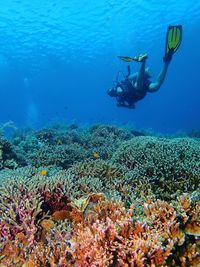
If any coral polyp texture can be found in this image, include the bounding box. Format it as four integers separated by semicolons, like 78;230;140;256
112;136;200;200
0;124;199;266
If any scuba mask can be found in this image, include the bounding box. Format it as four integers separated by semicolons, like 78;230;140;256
107;87;117;97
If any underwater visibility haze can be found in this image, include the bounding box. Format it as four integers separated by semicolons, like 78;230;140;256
0;1;200;267
0;0;200;132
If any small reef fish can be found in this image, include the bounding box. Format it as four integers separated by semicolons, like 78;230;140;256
40;169;47;176
93;152;100;159
56;139;62;145
106;152;111;158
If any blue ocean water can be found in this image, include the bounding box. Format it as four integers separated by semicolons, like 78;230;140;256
0;0;200;134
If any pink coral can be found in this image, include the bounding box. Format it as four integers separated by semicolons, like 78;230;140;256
0;178;199;267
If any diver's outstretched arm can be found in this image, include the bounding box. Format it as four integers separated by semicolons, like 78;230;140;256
148;62;169;92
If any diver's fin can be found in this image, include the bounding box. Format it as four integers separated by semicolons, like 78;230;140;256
118;54;147;62
164;25;182;63
117;56;136;62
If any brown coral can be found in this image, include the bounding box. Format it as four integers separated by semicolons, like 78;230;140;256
52;210;70;221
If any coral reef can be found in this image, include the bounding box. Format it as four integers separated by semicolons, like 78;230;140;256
32;143;89;169
0;124;199;266
11;124;134;168
0;172;199;267
70;197;200;267
189;129;200;138
0;136;26;170
112;136;200;200
67;159;123;182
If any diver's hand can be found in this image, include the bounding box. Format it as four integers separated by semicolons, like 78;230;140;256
133;53;148;62
127;103;136;109
117;102;135;109
117;102;125;107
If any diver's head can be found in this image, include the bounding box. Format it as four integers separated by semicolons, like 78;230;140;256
107;87;117;97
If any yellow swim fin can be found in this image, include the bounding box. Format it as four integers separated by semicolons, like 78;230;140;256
164;25;182;62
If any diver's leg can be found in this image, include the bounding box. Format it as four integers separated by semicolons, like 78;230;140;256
135;54;148;91
148;61;169;92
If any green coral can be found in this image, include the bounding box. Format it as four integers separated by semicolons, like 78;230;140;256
2;124;200;203
0;136;26;170
67;159;123;182
87;124;134;156
32;143;89;169
112;136;200;200
11;124;135;167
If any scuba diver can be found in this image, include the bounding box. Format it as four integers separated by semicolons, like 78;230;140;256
107;25;183;109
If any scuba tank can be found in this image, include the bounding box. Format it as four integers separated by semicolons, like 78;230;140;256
113;65;133;97
127;65;131;77
113;65;131;88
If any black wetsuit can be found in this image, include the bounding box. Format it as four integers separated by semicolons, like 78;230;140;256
117;77;151;106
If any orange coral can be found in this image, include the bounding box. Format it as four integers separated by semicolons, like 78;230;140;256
69;208;84;224
69;197;200;267
52;210;70;221
0;190;199;267
40;219;55;230
88;192;105;203
1;242;19;261
178;243;200;267
15;232;29;245
91;199;131;223
179;194;191;210
23;259;37;267
184;221;200;236
63;193;106;224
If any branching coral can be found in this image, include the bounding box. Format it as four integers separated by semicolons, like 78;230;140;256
0;183;199;266
31;143;88;169
11;124;134;168
0;136;26;170
0;125;199;267
0;177;45;249
112;136;200;200
70;196;200;267
87;124;134;156
67;159;123;182
0;169;105;266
